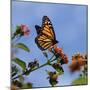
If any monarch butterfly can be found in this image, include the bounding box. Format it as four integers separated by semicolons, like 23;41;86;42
35;16;58;51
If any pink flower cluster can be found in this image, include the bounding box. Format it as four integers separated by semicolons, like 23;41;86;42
20;24;30;36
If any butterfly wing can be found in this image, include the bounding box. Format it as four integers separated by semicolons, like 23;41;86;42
35;16;58;51
35;25;42;35
35;34;54;50
42;16;56;39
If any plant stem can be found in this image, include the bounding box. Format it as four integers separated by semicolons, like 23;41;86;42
31;57;56;72
12;55;57;80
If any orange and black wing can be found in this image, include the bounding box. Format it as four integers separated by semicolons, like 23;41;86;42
41;16;56;40
35;16;58;51
35;25;42;35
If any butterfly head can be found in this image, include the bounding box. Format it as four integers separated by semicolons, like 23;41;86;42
53;40;58;45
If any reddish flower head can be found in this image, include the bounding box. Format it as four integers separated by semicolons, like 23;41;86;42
54;47;68;64
54;47;63;54
61;54;68;64
69;53;87;72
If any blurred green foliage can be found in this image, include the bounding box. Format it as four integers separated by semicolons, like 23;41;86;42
71;76;87;85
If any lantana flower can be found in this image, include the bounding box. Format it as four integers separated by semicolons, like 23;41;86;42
46;71;59;86
69;53;87;72
12;24;30;39
28;59;39;70
20;24;30;36
54;47;68;65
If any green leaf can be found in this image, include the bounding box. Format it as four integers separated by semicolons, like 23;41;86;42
21;82;32;89
24;69;31;76
11;64;19;73
52;63;64;75
15;43;30;52
55;66;64;75
14;58;26;71
19;75;24;82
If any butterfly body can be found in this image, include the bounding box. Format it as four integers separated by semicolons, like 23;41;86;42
35;16;58;51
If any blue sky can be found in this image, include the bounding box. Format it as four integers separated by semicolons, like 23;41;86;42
12;1;87;88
